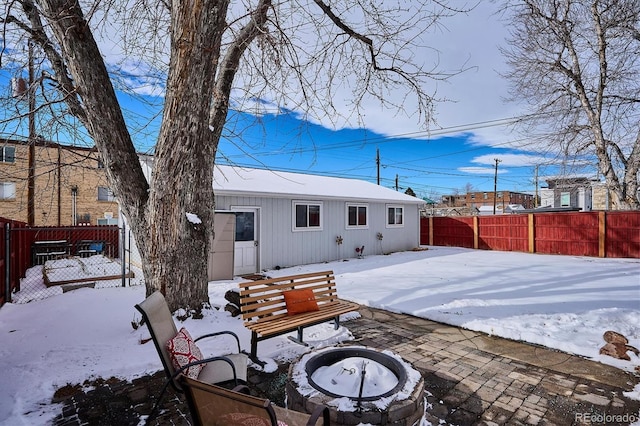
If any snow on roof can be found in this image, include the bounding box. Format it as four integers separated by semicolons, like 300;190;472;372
213;165;424;204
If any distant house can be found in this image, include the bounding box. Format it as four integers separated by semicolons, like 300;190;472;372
477;204;525;215
539;177;598;211
126;162;425;278
440;191;535;210
211;165;425;276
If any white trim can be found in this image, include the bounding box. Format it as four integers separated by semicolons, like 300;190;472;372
386;204;405;228
345;202;369;229
292;200;323;232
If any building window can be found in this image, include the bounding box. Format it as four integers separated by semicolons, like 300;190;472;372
470;193;475;199
346;203;368;228
97;217;118;225
0;146;15;163
483;192;488;199
293;201;322;231
97;186;116;201
387;205;404;227
560;192;570;207
0;182;15;199
497;192;503;198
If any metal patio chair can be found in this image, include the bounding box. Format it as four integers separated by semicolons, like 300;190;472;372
135;291;248;419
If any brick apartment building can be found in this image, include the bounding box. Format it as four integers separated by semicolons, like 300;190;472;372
0;138;119;226
440;191;536;210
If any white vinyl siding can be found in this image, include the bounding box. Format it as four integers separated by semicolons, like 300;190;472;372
216;195;420;271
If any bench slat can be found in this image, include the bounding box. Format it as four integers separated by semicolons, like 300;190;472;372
239;270;334;289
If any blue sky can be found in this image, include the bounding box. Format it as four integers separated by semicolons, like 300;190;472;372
212;109;542;197
1;2;596;200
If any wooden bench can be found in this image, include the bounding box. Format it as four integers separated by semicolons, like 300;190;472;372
238;270;359;360
31;240;71;265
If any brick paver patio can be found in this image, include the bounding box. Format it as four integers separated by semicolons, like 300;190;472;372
54;305;640;425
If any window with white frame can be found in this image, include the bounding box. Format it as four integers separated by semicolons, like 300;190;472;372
0;182;15;199
97;217;118;225
346;203;368;228
1;146;15;163
293;201;322;230
387;205;404;227
97;186;116;201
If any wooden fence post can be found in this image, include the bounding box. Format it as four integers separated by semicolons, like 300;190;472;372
599;211;606;258
429;217;433;246
528;213;535;253
473;216;479;249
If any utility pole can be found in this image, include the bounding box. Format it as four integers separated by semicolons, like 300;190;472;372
534;165;539;208
493;158;501;215
395;174;398;191
27;41;36;227
376;148;380;185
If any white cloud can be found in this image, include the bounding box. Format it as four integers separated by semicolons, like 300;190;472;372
458;166;499;175
471;153;551;168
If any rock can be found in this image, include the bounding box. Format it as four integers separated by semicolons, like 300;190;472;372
603;330;628;345
599;342;631;361
225;290;241;306
225;303;240;317
599;331;639;361
598;341;640;361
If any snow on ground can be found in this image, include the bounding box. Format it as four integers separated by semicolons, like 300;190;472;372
0;246;638;425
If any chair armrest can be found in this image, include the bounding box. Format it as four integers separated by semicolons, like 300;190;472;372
232;384;251;395
194;330;242;353
172;355;239;385
306;405;330;426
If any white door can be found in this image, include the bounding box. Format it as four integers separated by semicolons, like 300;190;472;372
233;209;259;276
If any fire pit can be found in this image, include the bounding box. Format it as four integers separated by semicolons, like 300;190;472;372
287;346;425;425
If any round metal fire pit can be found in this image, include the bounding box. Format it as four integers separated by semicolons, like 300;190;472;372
287;346;424;426
305;347;408;401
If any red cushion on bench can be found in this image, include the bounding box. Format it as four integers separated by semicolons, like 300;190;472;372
283;289;319;316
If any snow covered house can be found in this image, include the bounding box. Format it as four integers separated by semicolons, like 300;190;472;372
211;165;425;277
124;161;425;279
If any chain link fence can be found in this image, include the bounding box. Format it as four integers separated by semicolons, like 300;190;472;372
9;225;144;304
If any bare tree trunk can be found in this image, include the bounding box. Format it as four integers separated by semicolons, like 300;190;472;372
142;0;232;310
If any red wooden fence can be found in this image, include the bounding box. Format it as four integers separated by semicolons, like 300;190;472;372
420;211;640;259
0;219;120;308
0;218;29;307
